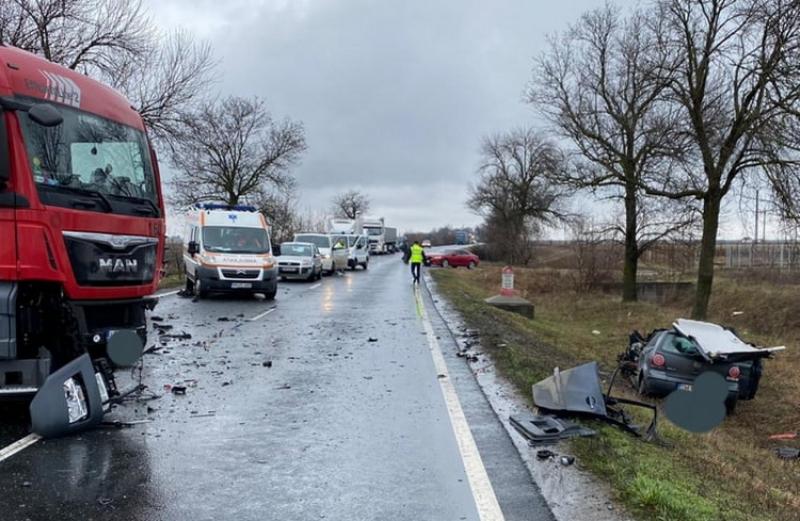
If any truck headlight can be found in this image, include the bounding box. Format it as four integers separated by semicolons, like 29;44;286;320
63;378;89;424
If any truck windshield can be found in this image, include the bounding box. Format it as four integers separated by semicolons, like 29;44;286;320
295;235;330;249
17;101;159;215
365;227;383;236
203;226;270;254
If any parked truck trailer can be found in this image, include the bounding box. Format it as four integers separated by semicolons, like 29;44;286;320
0;46;165;436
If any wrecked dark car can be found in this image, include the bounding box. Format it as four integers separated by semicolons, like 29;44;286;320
621;319;784;413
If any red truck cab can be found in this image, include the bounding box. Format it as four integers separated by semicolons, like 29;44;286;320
0;45;164;426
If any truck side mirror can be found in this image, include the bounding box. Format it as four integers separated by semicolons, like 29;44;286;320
187;241;199;255
28;103;63;127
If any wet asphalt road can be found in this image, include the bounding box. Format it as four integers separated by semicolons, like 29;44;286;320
0;254;553;521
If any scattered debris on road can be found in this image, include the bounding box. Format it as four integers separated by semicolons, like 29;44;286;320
368;337;378;342
510;412;596;445
769;432;798;441
262;360;273;368
169;385;187;395
774;447;800;460
559;455;575;466
536;449;556;460
532;362;658;439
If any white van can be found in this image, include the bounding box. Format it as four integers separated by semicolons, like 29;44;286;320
183;204;278;299
344;234;369;270
293;233;348;275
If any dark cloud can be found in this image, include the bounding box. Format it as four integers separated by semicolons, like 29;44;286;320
149;0;602;231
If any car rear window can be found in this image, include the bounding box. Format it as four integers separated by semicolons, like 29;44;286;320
662;334;701;356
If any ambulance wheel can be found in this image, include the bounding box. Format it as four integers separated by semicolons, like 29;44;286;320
185;276;194;293
195;279;208;299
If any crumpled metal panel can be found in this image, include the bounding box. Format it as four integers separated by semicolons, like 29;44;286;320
532;362;608;417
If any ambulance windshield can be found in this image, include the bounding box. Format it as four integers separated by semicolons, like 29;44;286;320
202;226;270;254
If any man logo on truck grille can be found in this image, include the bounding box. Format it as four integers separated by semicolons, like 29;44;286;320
99;259;138;273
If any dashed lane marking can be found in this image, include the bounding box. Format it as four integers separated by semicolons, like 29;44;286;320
413;286;505;521
309;283;321;290
157;290;180;298
0;433;42;463
248;307;276;322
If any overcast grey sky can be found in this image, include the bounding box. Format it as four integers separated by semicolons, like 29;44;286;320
144;0;774;239
146;0;608;234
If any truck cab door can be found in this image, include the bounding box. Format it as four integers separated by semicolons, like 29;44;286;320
0;110;18;361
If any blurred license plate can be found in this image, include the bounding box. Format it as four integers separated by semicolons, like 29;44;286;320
281;268;297;273
678;383;693;391
231;282;252;289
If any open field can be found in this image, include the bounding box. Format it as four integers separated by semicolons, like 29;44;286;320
432;264;800;521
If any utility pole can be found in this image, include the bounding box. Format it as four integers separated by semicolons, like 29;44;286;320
754;189;759;245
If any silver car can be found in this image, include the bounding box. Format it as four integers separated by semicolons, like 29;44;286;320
277;242;323;281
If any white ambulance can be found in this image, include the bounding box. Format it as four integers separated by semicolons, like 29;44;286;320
183;204;278;299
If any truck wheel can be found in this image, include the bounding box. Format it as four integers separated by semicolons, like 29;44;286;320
264;287;277;301
725;397;737;415
185;276;195;294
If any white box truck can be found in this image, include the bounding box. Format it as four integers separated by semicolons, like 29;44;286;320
362;217;387;254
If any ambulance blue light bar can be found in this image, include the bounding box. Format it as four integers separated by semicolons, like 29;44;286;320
196;203;257;212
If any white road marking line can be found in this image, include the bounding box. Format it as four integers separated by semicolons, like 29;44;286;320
309;283;321;290
0;433;42;463
248;307;276;322
157;290;180;298
414;287;505;521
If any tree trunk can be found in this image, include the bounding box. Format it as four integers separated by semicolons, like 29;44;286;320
622;185;639;302
692;189;722;319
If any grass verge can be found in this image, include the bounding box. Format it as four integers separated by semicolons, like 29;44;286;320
432;265;796;521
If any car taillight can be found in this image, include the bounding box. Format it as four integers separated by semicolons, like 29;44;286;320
651;353;666;367
728;366;741;379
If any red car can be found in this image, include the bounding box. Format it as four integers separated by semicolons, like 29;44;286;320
426;249;480;269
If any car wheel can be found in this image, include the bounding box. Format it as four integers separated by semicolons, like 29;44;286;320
185;276;194;294
306;270;315;281
362;260;368;270
637;374;648;396
264;287;277;300
725;396;737;415
468;261;476;269
442;259;449;268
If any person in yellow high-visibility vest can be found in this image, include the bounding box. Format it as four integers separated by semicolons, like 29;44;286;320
409;240;426;284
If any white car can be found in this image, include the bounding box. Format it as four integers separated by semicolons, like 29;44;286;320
421;240;432;248
293;233;348;275
277;242;323;281
345;234;369;270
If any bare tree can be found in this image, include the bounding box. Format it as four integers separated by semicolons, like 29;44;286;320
644;0;800;318
107;30;215;143
0;0;150;72
0;0;214;143
256;182;301;245
530;4;692;301
467;128;567;265
332;190;370;219
170;96;307;207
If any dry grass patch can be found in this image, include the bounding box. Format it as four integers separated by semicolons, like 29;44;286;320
432;264;800;521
